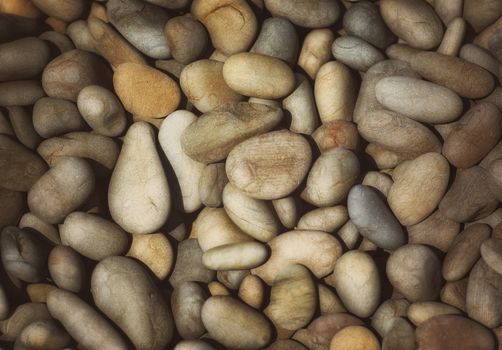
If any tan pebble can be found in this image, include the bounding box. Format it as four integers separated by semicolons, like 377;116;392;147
113;63;180;119
329;326;380;350
223;52;295;99
127;233;173;280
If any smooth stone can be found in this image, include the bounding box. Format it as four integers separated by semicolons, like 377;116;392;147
77;85;127;137
250;17;298;65
28;157;95;224
265;264;316;331
223;183;280;242
60;212;129;261
159;110;204;213
33;97;86;138
179;59;242;113
443;102;501;169
332;251;380;318
42;49;111;102
314;61;357;123
387;244;442;302
348;185;406;250
171;282;206;339
223;52;295;99
0;37;51;81
252;230;342;285
358;109;442;158
387;152;450;226
416;315;495;350
226;130;312;200
329;326;380;350
439;166;498;223
91;256;173;350
201;296;272;350
331;36;385;72
0;134;47;192
126;233;173;280
343;1;395;49
443;224;491;281
113;63;180;119
202;241;269;271
301;148;359;207
466;259;502;328
192;0;257;55
108;122;171;234
380;0;443;49
375;76;463;123
181;102;282;163
264;0;340;28
107;0;170;59
480;238;502;275
239;274;265;309
410;51;495;99
169;239;215;287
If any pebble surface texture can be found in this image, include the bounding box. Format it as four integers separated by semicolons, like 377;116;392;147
0;0;502;349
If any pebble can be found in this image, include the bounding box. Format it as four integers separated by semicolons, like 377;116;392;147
113;63;180;119
108;122;171;234
416;315;495;350
42;49;111;102
331;251;381;318
201;296;272;350
107;0;171;59
223;52;295;99
226;130;312;200
348;185;406;250
387;244;442;302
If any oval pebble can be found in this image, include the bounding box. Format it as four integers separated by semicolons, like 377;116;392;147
348;185;406;250
226;130;312;200
223;52;295;99
201;296;272;350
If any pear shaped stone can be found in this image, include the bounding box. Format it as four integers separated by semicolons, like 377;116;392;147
108;122;170;234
